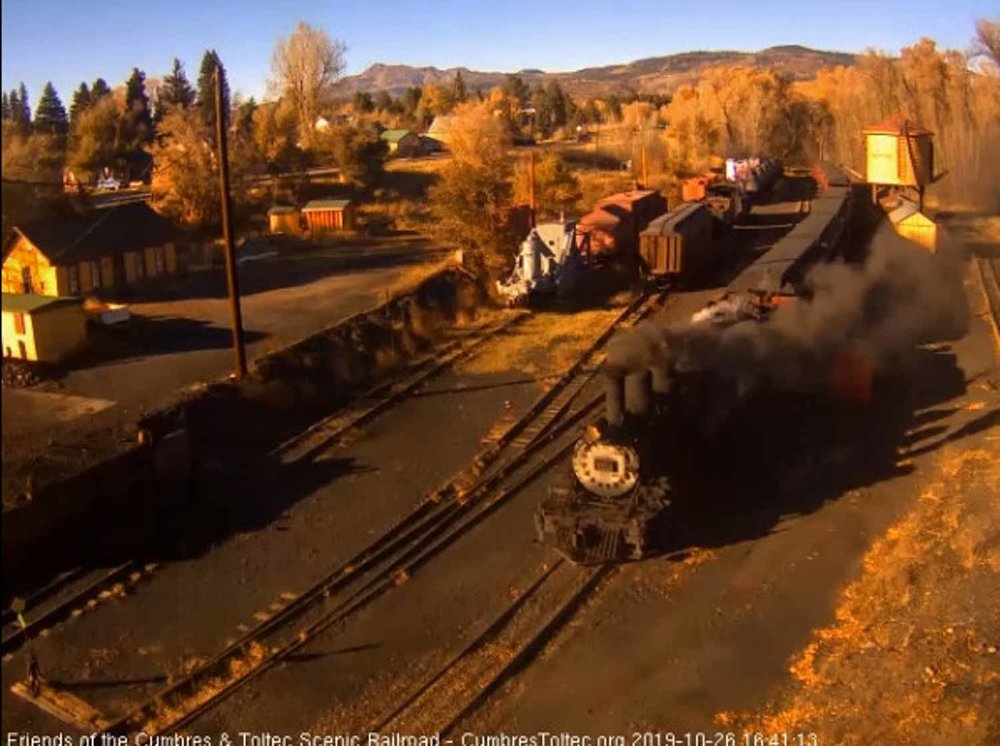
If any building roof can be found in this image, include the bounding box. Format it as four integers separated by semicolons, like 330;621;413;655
2;292;83;314
268;205;299;215
428;115;457;133
13;202;179;265
302;199;352;212
863;114;933;136
888;200;933;226
380;129;414;143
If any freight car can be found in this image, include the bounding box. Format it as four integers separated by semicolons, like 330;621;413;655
726;156;783;194
729;166;851;295
576;189;668;259
638;202;715;285
497;188;668;305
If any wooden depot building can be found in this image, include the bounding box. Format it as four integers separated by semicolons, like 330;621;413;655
2;202;180;297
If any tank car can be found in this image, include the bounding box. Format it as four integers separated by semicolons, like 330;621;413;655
535;368;671;564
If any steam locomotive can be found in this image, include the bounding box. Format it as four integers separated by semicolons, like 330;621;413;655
535;366;672;564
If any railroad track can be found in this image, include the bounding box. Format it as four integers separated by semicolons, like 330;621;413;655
3;315;524;663
2;563;151;658
977;256;1000;349
370;560;611;736
92;289;668;736
271;310;530;464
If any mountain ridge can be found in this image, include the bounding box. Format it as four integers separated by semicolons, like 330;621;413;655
336;45;856;98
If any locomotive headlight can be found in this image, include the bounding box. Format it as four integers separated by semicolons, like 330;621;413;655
572;439;640;498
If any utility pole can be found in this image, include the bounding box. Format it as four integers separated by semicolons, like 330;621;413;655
640;130;649;188
528;151;536;227
215;64;247;379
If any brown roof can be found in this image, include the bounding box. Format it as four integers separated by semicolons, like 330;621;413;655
595;189;661;208
14;203;179;265
863;114;933;136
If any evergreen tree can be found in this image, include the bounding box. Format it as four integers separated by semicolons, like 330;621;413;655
124;68;154;147
69;83;92;127
91;78;112;100
402;87;422;118
8;90;20;122
503;74;529;106
15;83;32;128
34;82;68;135
373;90;394;113
197;50;230;135
452;70;468;104
235;96;257;135
159;58;196;112
353;91;374;114
1;92;9;120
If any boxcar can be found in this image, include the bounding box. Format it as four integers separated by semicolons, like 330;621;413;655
638;202;714;282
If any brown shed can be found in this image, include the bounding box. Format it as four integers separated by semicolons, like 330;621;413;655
268;205;302;236
301;199;356;234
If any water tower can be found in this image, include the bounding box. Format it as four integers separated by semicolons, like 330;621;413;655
863;114;936;209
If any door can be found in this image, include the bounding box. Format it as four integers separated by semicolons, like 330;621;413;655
21;266;33;294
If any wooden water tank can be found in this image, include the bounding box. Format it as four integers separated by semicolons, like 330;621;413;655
863;115;934;188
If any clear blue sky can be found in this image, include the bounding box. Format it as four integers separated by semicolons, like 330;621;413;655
1;0;994;107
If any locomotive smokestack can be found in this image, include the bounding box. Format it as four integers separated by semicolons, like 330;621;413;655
625;369;652;415
605;368;626;427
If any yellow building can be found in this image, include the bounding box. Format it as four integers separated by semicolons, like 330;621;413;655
2;293;87;363
888;200;938;252
302;199;356;234
2;202;180;297
863;115;934;189
268;206;303;236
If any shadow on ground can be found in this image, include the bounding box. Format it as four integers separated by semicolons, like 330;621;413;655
60;317;269;371
642;346;968;559
110;242;449;304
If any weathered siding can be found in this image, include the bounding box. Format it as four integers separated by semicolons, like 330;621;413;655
1;310;38;360
31;304;87;362
1;236;59;296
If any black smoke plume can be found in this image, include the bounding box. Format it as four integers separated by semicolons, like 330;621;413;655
607;222;970;399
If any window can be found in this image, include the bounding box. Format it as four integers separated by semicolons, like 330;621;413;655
133;253;145;280
21;267;33;294
67;265;79;294
13;313;26;335
153;247;165;275
90;261;101;289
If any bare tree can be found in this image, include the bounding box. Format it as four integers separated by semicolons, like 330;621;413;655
971;19;1000;73
270;21;347;147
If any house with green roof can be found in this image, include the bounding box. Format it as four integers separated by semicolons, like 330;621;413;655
379;129;422;157
2;292;87;362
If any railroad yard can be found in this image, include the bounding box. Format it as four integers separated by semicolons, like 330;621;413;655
3;9;1000;742
3;162;998;745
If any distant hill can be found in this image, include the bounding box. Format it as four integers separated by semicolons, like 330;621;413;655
336;45;856;99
